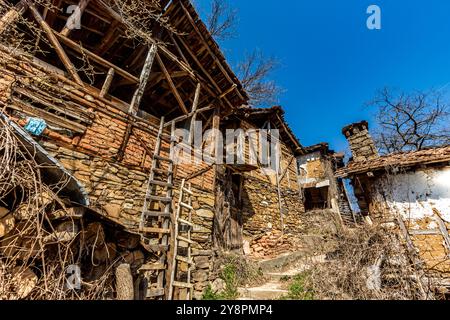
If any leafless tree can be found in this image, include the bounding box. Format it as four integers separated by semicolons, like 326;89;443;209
238;49;283;107
200;0;283;106
205;0;237;41
368;87;450;154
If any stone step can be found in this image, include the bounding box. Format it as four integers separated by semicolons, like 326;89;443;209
238;282;288;300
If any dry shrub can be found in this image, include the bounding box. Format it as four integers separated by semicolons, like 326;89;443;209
0;117;115;299
305;225;435;300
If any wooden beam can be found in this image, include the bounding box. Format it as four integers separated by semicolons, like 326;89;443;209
433;208;450;253
278;155;295;183
188;83;201;144
8;97;87;133
0;0;28;34
94;20;120;55
27;1;84;86
163;104;214;128
60;0;91;36
100;67;114;98
179;1;245;102
156;52;188;114
174;33;235;110
129;44;157;115
95;0;235;110
53;31;139;83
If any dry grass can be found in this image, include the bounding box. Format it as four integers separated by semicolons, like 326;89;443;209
303;225;436;300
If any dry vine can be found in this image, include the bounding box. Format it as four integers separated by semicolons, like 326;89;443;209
0;117;115;299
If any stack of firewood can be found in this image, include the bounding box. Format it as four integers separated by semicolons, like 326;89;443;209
0;189;152;300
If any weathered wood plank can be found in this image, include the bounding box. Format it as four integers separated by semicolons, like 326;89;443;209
27;1;83;85
129;44;157;115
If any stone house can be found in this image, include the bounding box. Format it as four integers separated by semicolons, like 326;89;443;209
297;143;355;224
218;106;308;258
0;0;307;299
336;121;450;291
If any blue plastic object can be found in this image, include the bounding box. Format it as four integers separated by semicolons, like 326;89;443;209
24;117;47;136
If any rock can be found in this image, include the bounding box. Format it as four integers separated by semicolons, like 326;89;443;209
48;207;84;220
116;232;140;250
192;270;208;282
11;267;38;299
93;243;117;264
121;250;145;270
84;222;105;249
197;196;215;207
192;249;213;256
194;256;210;269
44;221;79;243
196;209;214;220
13;204;34;221
211;278;226;293
0;213;15;238
103;204;121;219
243;240;251;255
193;291;203;300
0;207;10;219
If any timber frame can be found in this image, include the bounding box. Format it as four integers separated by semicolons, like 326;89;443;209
1;0;248;124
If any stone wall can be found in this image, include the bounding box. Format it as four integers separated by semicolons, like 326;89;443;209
369;167;450;276
241;175;305;253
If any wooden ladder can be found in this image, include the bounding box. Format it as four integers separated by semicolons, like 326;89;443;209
138;117;176;300
167;179;195;300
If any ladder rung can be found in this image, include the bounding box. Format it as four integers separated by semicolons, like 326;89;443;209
160;133;174;142
180;202;193;211
172;281;194;289
154;155;173;163
147;288;165;298
147;195;172;203
177;235;194;245
150;180;173;188
182;187;194;196
144;244;169;252
143;211;171;218
177;218;194;228
176;256;194;265
140;227;171;234
139;263;165;271
152;167;170;175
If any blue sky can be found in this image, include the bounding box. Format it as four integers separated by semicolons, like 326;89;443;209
196;0;450;152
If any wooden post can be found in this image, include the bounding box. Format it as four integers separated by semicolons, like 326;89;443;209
60;0;91;36
0;0;28;34
100;68;115;98
433;208;450;254
26;1;84;86
188;83;201;144
129;44;157;115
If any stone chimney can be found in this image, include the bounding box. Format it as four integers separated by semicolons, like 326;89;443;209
342;121;379;162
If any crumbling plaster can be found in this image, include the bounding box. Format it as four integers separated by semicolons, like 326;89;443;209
372;167;450;223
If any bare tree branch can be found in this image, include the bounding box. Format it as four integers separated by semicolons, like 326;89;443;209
206;0;237;41
237;49;283;107
368;87;450;154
